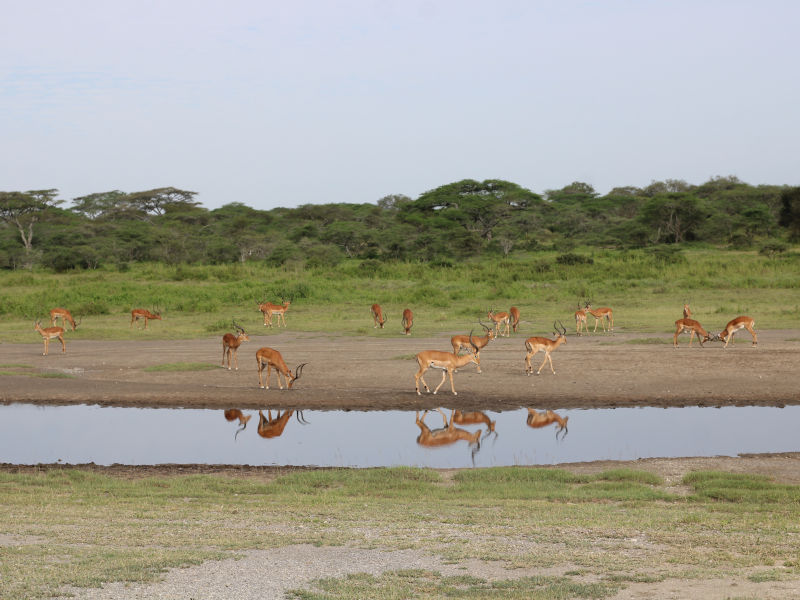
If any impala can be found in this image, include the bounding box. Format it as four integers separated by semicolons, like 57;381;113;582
415;409;481;449
221;320;250;370
453;409;497;440
49;307;80;331
224;409;252;439
573;303;589;336
585;302;614;333
524;321;567;375
414;333;479;396
719;316;758;349
258;298;291;327
683;303;692;318
370;303;387;329
402;308;413;335
526;408;569;440
256;347;307;390
130;308;162;329
509;306;521;333
257;409;309;438
673;318;712;347
34;320;66;355
450;321;495;373
487;308;510;337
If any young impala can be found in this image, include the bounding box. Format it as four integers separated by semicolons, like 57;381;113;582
414;333;479;396
256;347;307;390
573;303;589;336
49;307;80;331
258;298;291;327
130;308;162;329
221;320;250;370
487;308;510;337
450;321;495;373
526;408;569;440
402;308;414;335
585;302;613;333
673;318;712;347
370;303;387;328
718;316;758;349
524;321;567;375
683;303;692;318
34;320;66;355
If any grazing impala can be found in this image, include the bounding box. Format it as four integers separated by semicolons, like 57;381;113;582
509;306;521;333
719;316;758;349
673;318;712;348
585;302;613;333
257;409;308;439
34;320;66;355
524;321;567;375
49;308;80;331
450;321;495;374
415;409;481;449
487;308;510;337
573;303;589;336
414;333;479;396
256;347;307;390
526;408;569;440
224;409;252;439
221;320;250;370
258;298;291;327
371;303;387;329
130;308;162;329
402;308;414;335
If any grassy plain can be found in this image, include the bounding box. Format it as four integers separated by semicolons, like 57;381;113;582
1;467;799;599
0;248;798;343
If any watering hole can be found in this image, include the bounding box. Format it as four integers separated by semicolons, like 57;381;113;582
1;403;798;468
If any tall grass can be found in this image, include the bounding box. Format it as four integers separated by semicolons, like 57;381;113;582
1;248;798;342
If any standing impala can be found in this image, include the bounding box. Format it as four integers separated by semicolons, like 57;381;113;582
258;298;291;327
221;320;250;370
34;320;66;355
487;308;510;337
370;303;387;329
256;347;307;390
683;303;692;318
573;303;589;336
718;316;758;349
450;321;495;374
257;409;309;438
509;306;521;333
673;317;712;348
526;408;569;440
414;333;479;396
585;302;613;333
524;321;567;375
402;308;414;335
49;308;80;331
130;307;162;329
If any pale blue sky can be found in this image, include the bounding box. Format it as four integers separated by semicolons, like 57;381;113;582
2;0;798;210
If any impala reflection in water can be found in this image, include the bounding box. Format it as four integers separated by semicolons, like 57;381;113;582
257;409;308;439
526;408;569;440
415;409;482;463
223;409;252;439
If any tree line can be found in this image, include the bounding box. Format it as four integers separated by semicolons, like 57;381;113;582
1;178;799;270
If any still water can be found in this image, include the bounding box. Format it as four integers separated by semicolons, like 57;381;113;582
0;404;797;469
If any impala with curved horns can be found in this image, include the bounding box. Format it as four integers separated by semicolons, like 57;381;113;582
526;408;569;440
402;308;413;335
256;347;307;390
257;409;309;439
223;409;252;439
450;320;495;374
719;315;758;349
414;332;479;396
509;306;520;333
524;321;567;375
673;317;712;348
49;308;80;331
257;295;291;327
34;320;66;355
487;308;510;337
416;409;482;462
222;319;250;370
585;302;613;333
130;307;162;329
573;303;588;336
370;303;387;329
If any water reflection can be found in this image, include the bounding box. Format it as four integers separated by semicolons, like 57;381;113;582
257;409;308;439
0;404;798;468
526;409;569;440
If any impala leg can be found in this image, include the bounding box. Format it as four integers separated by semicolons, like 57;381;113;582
673;328;680;347
59;334;66;353
688;330;695;347
432;368;448;394
258;359;265;388
746;324;758;345
414;362;430;395
475;351;482;374
233;349;238;370
43;338;48;356
436;407;449;427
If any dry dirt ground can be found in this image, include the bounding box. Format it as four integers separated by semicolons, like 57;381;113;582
3;329;800;599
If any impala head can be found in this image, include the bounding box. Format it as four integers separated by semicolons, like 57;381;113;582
553;320;567;341
287;362;307;389
232;319;249;340
478;320;496;339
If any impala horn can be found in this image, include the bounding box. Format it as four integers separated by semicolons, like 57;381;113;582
469;330;479;354
295;410;310;425
289;363;308;388
478;319;492;333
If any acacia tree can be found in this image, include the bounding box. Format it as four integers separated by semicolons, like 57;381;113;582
0;189;62;266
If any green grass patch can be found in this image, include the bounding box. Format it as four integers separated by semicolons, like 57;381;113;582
0;363;33;369
142;362;217;372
